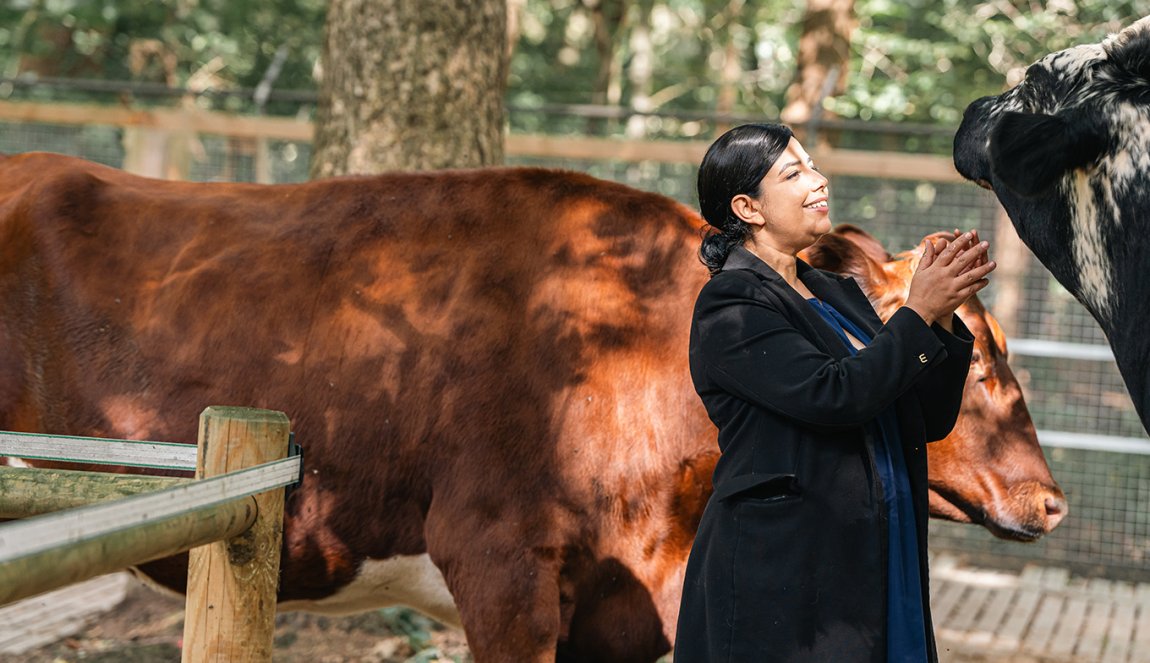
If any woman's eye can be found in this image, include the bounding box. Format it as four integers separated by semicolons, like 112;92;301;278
785;171;800;180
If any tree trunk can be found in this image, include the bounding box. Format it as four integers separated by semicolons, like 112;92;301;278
507;0;526;59
585;0;629;135
780;0;856;130
310;0;508;178
712;0;745;136
624;0;654;138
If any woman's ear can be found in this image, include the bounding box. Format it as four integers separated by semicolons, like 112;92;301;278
730;193;766;227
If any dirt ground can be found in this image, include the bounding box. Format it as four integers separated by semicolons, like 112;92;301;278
0;578;473;663
0;575;1023;663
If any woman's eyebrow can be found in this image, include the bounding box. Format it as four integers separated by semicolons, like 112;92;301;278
778;159;802;173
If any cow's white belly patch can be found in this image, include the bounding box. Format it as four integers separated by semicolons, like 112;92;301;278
278;553;461;627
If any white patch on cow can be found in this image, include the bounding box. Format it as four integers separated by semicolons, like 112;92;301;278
1040;44;1105;82
1097;146;1126;232
99;395;162;440
1066;171;1113;319
1106;103;1150;202
275;344;304;365
278;553;461;627
1104;149;1133;209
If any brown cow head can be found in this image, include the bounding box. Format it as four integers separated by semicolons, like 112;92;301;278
801;224;1067;541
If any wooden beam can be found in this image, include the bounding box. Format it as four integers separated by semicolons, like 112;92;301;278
0;99;966;182
0;494;256;605
182;407;291;663
0;466;186;518
0;100;312;141
809;145;965;182
505;133;709;163
503;134;964;180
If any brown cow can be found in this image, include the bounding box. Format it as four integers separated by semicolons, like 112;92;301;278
801;225;1067;540
0;153;1061;661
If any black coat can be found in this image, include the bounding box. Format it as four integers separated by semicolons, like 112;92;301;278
674;246;973;663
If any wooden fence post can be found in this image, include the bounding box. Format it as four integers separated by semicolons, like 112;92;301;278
181;406;291;663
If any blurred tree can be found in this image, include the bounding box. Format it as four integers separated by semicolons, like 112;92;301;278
780;0;855;126
712;0;748;134
0;0;324;114
623;0;654;137
831;0;1150;125
1;0;1147;140
505;0;1150;144
309;0;508;176
587;0;629;107
507;0;804;137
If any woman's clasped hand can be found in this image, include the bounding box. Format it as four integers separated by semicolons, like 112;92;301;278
904;229;996;328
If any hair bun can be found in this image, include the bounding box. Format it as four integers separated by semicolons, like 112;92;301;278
699;228;739;274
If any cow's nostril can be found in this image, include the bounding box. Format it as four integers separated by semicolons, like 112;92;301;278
1043;495;1068;532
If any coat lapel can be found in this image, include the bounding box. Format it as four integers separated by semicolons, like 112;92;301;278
720;246;858;359
798;262;884;337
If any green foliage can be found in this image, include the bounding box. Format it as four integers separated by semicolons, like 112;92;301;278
508;0;803;137
3;0;1150;132
507;0;1150;138
0;0;324;113
508;0;1150;133
833;0;1150;124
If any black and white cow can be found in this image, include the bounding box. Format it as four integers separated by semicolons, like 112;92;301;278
954;15;1150;433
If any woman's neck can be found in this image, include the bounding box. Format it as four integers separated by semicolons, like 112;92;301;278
745;238;802;291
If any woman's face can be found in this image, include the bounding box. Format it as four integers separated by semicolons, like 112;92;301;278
740;138;831;254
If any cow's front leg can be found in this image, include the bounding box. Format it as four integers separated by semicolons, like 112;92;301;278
425;509;566;662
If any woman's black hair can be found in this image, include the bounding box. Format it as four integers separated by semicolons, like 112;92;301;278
697;123;794;274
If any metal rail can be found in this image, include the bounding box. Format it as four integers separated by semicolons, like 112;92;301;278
0;431;197;471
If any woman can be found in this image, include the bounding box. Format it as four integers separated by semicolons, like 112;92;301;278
674;123;995;662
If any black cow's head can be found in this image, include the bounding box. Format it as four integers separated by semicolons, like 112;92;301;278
954;16;1150;433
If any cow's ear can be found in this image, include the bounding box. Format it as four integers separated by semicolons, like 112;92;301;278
831;223;892;263
801;232;888;295
1106;16;1150;80
989;110;1108;197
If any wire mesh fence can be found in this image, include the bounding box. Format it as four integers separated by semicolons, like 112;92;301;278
1;97;1148;581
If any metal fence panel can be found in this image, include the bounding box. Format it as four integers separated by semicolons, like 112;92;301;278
1;109;1147;580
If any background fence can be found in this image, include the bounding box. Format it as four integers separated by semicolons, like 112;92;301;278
1;86;1147;581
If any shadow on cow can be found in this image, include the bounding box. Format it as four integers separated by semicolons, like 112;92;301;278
0;153;1062;661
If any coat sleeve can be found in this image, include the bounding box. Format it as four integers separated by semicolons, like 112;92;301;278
692;271;950;431
914;316;975;441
